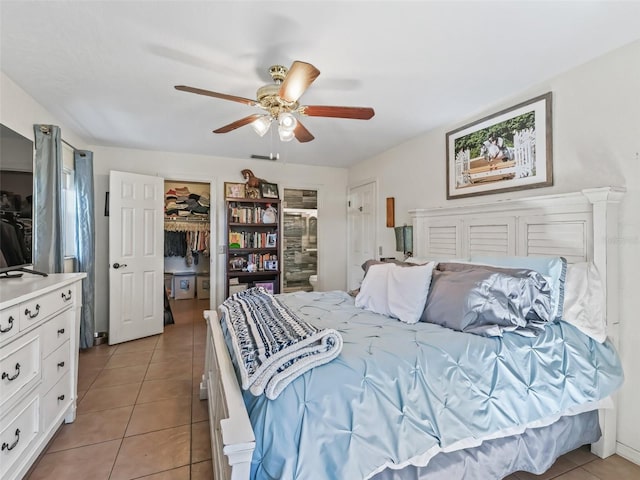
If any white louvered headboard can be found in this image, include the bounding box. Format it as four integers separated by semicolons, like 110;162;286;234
409;186;625;458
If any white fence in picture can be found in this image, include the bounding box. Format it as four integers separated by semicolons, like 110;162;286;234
455;128;536;188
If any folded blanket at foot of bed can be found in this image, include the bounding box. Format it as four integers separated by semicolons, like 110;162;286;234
219;287;343;399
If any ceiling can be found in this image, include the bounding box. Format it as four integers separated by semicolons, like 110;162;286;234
2;1;639;168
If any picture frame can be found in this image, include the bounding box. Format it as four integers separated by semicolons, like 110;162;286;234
254;281;274;294
446;92;552;199
260;181;279;199
224;182;246;199
263;259;278;271
266;232;277;248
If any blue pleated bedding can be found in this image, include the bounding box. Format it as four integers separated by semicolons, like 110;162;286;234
221;290;623;480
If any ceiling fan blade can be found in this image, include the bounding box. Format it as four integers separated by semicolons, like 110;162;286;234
175;85;258;107
213;114;264;134
278;61;320;104
300;105;375;120
294;120;314;143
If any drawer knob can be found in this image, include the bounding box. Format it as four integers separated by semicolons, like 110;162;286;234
24;304;40;319
1;428;20;452
57;328;65;335
58;394;65;401
61;290;72;301
1;363;20;381
57;361;65;368
0;316;14;333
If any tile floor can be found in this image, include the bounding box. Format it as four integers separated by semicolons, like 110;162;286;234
26;298;212;480
25;298;640;479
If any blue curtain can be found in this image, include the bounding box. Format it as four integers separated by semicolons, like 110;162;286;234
33;125;63;273
75;151;95;349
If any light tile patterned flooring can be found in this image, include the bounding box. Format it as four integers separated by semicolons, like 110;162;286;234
25;298;640;479
26;298;213;480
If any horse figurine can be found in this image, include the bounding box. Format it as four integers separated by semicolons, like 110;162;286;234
241;169;265;188
241;169;265;198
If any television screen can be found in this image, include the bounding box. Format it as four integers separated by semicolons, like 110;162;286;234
0;124;34;273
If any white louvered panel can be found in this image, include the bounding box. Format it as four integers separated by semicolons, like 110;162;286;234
525;222;587;263
468;223;510;256
427;225;458;257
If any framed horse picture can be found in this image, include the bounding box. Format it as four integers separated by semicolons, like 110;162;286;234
446;92;553;199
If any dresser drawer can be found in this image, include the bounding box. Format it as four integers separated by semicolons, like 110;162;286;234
0;306;19;345
19;285;75;331
0;395;40;479
43;371;71;432
42;309;73;359
42;341;70;395
0;332;41;409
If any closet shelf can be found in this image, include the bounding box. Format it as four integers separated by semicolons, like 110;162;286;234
164;217;209;232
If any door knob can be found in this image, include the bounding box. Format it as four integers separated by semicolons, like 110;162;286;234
112;262;127;269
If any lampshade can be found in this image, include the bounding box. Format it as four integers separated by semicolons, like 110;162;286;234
251;115;272;137
279;112;297;131
394;225;413;256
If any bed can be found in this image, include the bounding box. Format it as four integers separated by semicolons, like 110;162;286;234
200;187;625;480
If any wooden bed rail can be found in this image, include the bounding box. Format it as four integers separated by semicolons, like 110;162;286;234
201;310;254;480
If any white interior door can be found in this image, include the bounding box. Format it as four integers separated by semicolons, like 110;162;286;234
347;181;376;290
109;170;164;345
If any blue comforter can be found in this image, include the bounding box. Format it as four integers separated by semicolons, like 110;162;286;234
230;291;623;480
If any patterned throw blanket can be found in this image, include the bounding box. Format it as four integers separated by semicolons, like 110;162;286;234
219;287;343;399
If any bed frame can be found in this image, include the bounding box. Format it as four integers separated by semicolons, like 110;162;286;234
200;186;625;479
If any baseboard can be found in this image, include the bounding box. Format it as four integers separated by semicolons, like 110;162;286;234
617;442;640;466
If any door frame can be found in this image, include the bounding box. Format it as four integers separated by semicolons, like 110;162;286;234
347;178;378;290
280;185;321;292
160;172;217;309
280;184;324;292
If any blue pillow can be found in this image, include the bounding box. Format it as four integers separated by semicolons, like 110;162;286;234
469;255;567;321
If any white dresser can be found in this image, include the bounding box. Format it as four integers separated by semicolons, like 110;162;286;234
0;273;85;480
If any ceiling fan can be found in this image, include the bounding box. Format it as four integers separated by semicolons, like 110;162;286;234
175;61;375;143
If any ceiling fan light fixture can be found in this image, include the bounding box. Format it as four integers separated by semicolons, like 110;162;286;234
278;112;297;132
251;115;272;137
278;126;296;142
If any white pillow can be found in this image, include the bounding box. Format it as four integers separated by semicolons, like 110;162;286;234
562;262;606;343
355;262;435;324
404;257;431;265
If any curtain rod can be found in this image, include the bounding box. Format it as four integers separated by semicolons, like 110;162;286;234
62;138;78;151
62;138;88;157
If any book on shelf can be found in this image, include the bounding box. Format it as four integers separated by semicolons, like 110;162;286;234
228;230;277;249
228;204;278;224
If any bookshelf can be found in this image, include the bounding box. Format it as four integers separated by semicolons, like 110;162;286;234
225;197;281;297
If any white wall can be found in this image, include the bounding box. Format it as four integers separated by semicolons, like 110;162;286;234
349;39;640;460
90;145;348;333
0;72;86;149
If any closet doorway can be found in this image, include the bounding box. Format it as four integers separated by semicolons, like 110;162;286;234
163;179;214;311
282;188;318;293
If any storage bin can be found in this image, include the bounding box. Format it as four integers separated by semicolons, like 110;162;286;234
173;272;196;300
197;274;210;299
